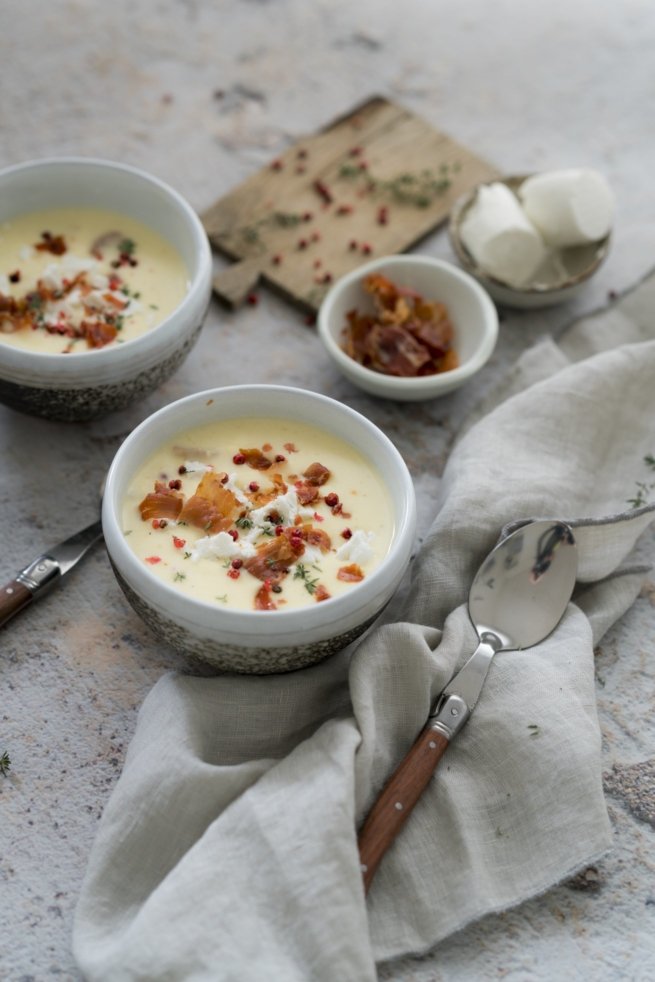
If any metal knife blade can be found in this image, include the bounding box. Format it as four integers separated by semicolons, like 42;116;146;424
0;519;104;628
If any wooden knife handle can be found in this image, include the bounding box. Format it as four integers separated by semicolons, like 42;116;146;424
358;725;450;893
0;579;34;628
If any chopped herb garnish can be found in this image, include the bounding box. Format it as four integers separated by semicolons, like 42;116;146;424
183;551;192;559
627;454;655;507
293;562;319;595
174;572;186;582
236;516;254;530
118;238;136;255
0;751;10;777
123;529;133;536
337;162;455;208
215;594;228;603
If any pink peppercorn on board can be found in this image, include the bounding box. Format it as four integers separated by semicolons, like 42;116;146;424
201;97;498;312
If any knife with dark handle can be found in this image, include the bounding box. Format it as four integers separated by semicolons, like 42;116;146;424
0;519;103;628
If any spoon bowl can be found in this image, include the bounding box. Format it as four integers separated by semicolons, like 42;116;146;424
470;521;577;649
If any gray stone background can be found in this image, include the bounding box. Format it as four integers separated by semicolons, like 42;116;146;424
1;0;654;978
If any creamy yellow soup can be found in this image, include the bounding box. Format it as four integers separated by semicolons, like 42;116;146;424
122;417;395;611
0;208;188;353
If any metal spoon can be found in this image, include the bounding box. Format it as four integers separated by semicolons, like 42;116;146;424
358;519;578;893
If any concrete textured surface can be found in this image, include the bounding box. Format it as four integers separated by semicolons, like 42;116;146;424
1;1;654;979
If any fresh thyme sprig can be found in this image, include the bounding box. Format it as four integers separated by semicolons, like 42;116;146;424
293;562;319;595
627;454;655;508
238;211;309;248
337;161;459;208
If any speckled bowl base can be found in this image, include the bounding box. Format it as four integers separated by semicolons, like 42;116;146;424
114;567;377;674
0;321;204;421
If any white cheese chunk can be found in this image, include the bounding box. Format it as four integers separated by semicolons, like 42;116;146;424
335;529;375;566
518;168;614;247
460;182;548;288
191;531;256;562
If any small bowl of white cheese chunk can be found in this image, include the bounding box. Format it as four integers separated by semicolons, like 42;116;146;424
102;384;417;673
449;169;613;308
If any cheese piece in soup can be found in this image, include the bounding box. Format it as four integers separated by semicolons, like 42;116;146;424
122;417;395;611
0;208;188;353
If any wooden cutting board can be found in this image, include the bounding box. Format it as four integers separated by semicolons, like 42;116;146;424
201;97;498;312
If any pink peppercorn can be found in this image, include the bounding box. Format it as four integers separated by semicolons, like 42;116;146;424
325;492;339;507
248;481;260;492
341;528;352;540
233;453;246;464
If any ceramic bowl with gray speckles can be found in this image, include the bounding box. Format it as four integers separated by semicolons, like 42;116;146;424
102;385;417;674
0;157;212;421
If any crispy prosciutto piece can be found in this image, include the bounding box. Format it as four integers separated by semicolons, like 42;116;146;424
254;582;277;610
80;319;118;348
34;231;67;255
303;462;331;486
244;534;303;583
294;481;320;505
366;323;432;377
239;448;273;470
407;302;453;357
139;481;184;521
363;273;401;309
293;524;331;552
337;563;365;582
315;584;331;602
178;472;239;534
248;473;288;509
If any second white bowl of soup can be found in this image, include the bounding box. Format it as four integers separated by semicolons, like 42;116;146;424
0;157;212;420
103;385;417;673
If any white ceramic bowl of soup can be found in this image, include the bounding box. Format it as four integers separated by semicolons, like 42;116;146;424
103;384;417;673
318;255;498;401
0;157;212;420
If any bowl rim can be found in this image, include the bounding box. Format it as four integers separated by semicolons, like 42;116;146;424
102;383;417;632
448;173;611;296
317;254;499;393
0;156;213;372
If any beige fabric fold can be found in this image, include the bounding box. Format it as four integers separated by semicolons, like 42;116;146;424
74;273;655;981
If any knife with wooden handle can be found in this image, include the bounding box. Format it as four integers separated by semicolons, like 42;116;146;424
0;520;103;628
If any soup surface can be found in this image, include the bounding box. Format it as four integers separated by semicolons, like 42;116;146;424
122;416;395;611
0;207;188;353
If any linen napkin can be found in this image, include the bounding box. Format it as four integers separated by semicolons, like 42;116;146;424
74;273;655;981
